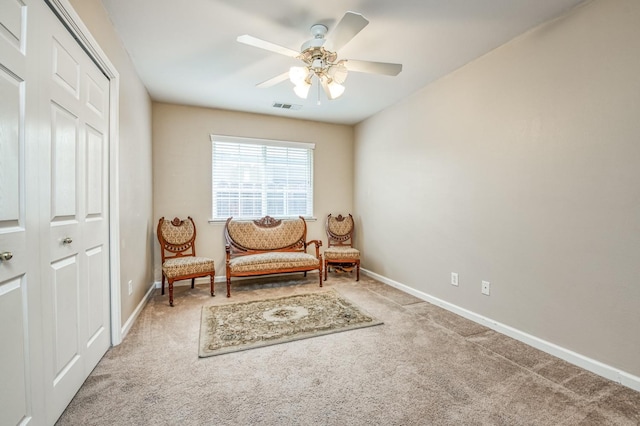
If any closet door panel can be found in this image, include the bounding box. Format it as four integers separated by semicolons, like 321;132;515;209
0;276;29;426
50;255;81;377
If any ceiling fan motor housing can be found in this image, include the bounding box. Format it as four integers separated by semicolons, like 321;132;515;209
300;37;325;52
300;23;338;67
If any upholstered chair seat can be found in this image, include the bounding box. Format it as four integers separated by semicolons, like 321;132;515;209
324;246;360;260
162;256;216;279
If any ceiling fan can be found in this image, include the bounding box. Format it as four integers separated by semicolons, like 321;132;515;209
237;11;402;101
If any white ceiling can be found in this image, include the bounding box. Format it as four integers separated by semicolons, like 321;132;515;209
100;0;587;125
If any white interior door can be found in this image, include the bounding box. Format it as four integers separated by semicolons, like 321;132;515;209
0;0;43;424
39;6;112;423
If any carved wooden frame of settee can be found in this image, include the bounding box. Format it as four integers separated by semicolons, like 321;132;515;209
224;215;323;297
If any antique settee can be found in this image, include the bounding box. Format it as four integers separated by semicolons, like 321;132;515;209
224;216;323;297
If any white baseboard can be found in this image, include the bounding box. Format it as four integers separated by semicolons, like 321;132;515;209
361;268;640;393
120;281;156;341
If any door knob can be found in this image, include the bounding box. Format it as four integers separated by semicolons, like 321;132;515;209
62;237;73;245
0;251;13;261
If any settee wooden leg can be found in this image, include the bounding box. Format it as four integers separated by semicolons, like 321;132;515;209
318;267;323;287
210;274;215;297
356;261;360;281
191;278;195;289
161;275;165;295
169;281;174;307
226;278;231;298
324;260;328;281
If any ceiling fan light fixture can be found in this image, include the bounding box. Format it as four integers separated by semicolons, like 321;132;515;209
327;80;345;99
293;81;311;99
289;66;309;86
328;62;348;85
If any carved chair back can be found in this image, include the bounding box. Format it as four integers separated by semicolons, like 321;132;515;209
157;216;198;262
326;214;355;248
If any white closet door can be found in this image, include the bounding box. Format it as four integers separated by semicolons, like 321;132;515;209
38;5;112;423
0;0;43;424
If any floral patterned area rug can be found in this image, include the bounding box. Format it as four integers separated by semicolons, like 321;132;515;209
199;290;383;357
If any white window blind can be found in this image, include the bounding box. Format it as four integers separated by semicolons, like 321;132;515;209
211;135;314;220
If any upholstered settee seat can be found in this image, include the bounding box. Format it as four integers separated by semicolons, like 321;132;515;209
162;256;216;279
324;247;360;260
229;252;320;274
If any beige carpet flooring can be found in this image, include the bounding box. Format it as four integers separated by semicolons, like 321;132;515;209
56;273;640;425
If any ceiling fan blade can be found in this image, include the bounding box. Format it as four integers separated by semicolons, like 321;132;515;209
237;35;299;58
326;11;369;52
344;59;403;76
256;71;290;88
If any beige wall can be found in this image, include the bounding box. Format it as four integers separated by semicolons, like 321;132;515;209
152;103;354;281
355;0;640;377
69;0;154;325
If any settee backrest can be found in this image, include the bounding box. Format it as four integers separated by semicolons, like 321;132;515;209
225;216;307;253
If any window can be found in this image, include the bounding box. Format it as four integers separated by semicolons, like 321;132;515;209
210;135;314;220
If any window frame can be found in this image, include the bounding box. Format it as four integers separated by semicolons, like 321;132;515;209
209;135;315;222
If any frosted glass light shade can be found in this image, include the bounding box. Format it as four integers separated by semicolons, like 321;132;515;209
327;81;345;99
289;66;309;86
328;62;348;84
293;82;311;99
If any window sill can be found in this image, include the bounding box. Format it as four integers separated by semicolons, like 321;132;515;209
208;216;317;224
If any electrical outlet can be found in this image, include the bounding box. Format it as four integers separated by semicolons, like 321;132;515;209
482;280;490;296
451;272;459;286
128;280;133;295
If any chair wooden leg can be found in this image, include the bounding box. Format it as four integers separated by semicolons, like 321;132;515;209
191;278;195;289
356;261;360;281
226;277;231;298
161;275;165;295
318;265;323;287
324;260;328;281
210;273;215;297
169;280;174;307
